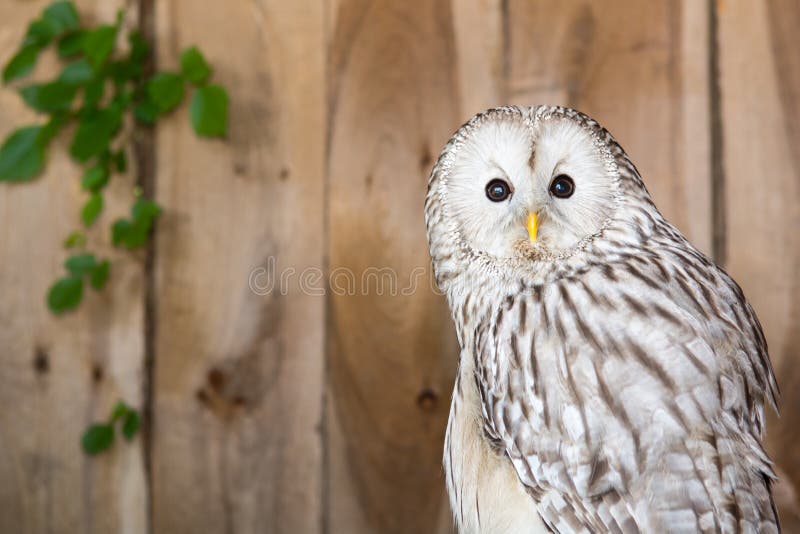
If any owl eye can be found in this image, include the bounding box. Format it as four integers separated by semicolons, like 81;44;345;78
485;178;512;202
549;174;575;198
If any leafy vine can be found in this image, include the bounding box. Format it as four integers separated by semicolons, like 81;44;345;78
0;1;229;454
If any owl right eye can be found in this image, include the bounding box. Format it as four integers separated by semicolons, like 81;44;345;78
485;179;512;202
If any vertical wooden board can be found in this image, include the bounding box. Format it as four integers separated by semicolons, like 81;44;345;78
717;0;800;524
326;1;468;532
0;1;146;533
452;0;505;112
506;0;712;253
150;1;326;533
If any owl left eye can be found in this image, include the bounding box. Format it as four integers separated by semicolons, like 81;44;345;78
485;179;512;202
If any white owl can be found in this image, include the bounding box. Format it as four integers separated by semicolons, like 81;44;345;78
425;106;779;533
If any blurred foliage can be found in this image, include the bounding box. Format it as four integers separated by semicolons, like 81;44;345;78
0;1;229;457
82;400;140;455
0;0;229;314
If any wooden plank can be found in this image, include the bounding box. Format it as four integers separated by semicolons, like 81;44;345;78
717;0;800;526
0;1;146;533
506;0;712;253
149;1;326;532
452;0;505;112
326;0;495;531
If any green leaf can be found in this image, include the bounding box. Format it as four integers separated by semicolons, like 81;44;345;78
89;259;110;290
57;31;85;58
110;400;129;422
3;45;41;83
47;275;83;313
81;423;114;455
20;81;77;112
133;99;158;124
0;126;45;182
113;149;126;172
64;253;96;276
70;107;122;162
112;199;161;249
81;192;103;227
146;72;184;113
40;114;66;145
23;19;57;48
121;410;140;440
82;76;105;109
180;46;211;85
82;25;117;68
107;32;148;85
43;1;80;34
59;58;93;85
132;198;161;222
128;31;149;65
63;230;86;249
81;165;108;191
111;219;132;247
118;226;149;248
190;85;228;137
109;59;132;85
111;89;132;109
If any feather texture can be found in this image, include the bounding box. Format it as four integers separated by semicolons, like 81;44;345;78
427;106;780;533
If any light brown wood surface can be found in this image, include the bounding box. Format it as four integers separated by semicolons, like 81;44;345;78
718;0;800;526
149;0;326;532
0;1;146;533
506;0;712;252
327;1;461;531
1;0;799;532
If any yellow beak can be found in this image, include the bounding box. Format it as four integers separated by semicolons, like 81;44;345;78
527;212;539;242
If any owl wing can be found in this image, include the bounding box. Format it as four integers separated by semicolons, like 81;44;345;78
475;247;779;533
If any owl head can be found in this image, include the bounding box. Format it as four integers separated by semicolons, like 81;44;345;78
425;106;656;289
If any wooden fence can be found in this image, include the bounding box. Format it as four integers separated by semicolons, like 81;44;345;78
1;0;798;532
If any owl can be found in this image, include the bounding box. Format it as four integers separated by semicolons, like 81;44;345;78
425;106;780;533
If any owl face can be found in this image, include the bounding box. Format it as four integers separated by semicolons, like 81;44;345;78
442;110;619;261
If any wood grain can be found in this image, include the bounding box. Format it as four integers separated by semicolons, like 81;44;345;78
326;1;467;531
452;0;505;112
0;2;146;533
506;0;713;253
717;0;800;526
149;1;326;532
4;0;800;530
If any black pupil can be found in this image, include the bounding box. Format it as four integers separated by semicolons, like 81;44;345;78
550;175;574;198
486;179;511;201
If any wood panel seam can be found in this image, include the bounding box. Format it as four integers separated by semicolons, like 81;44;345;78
322;1;333;533
500;0;510;101
708;0;727;266
135;0;157;532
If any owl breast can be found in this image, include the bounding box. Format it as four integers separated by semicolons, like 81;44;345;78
474;257;721;499
444;352;549;534
452;243;778;532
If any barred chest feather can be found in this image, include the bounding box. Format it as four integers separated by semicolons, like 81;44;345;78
443;244;778;532
444;350;549;534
